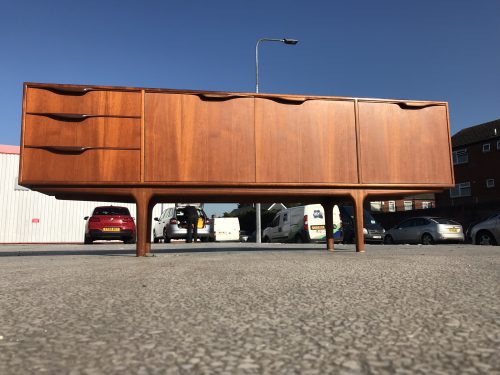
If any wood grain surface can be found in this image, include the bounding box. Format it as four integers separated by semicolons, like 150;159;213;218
145;93;255;182
22;148;140;182
255;98;358;183
26;87;141;117
358;102;453;184
24;114;141;149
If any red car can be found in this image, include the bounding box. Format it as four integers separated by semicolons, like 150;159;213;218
84;206;136;244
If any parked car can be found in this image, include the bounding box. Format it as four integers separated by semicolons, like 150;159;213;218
338;206;385;244
239;230;250;242
262;204;343;243
470;213;500;245
84;206;136;244
384;217;464;245
153;205;210;242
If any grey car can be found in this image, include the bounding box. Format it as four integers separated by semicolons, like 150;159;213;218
153;206;210;243
470;213;500;245
384;217;464;245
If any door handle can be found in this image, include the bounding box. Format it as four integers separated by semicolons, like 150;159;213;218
41;86;96;96
35;146;93;154
195;93;247;101
397;102;443;110
28;112;141;121
259;95;309;105
29;113;98;122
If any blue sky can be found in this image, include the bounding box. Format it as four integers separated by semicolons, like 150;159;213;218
1;0;499;216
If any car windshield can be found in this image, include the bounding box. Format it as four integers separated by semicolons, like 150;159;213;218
342;206;378;224
431;218;460;225
93;207;130;216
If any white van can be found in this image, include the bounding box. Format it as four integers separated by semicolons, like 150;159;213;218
210;217;241;242
262;204;342;243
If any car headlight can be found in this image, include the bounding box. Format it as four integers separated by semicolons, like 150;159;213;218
363;228;368;234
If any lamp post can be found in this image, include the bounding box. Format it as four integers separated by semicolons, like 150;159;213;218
254;37;298;243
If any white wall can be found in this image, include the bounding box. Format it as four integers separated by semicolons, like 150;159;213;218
0;153;163;243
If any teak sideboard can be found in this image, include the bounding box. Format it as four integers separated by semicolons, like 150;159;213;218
19;83;455;256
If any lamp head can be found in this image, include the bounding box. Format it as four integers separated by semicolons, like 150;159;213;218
283;38;298;45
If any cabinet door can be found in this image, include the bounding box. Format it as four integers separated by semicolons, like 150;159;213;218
145;93;255;183
24;114;141;149
255;98;358;184
21;148;140;183
358;102;453;185
26;87;142;117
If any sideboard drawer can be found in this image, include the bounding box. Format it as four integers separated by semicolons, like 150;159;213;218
26;87;142;117
23;114;141;149
21;148;140;183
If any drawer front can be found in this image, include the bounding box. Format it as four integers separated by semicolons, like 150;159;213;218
26;87;142;117
21;148;140;183
358;102;453;185
144;93;256;182
24;114;141;149
255;98;358;183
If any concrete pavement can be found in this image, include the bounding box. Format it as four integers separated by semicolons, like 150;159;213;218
0;243;498;374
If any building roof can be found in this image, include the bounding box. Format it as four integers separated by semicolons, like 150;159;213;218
452;119;500;148
0;145;20;154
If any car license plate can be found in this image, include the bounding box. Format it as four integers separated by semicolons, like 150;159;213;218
449;228;458;233
310;225;325;230
103;227;120;232
373;235;381;239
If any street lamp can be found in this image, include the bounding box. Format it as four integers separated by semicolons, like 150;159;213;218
254;37;299;243
255;38;298;94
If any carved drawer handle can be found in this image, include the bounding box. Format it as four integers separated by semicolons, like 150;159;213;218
41;86;96;96
30;113;98;122
38;146;93;154
259;96;309;105
195;93;247;101
397;102;443;109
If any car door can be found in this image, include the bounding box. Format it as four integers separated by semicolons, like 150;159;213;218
412;218;432;242
267;215;281;242
159;209;171;234
394;219;416;243
272;213;289;242
491;214;500;241
279;211;291;241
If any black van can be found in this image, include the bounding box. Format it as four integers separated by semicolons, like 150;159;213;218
339;206;385;244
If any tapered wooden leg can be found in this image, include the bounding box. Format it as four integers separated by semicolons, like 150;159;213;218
134;190;153;257
352;191;366;253
322;201;335;252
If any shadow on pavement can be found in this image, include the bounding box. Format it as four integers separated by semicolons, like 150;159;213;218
0;243;354;257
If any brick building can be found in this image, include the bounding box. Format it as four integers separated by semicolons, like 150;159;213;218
443;119;500;204
435;119;500;225
372;119;500;230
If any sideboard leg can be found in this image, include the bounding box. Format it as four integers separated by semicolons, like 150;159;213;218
353;191;366;253
134;190;153;257
322;201;335;252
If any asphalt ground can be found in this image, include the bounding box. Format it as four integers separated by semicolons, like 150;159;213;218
0;242;498;375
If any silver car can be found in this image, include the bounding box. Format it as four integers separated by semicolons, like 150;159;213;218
153;206;210;243
384;217;464;245
470;213;500;246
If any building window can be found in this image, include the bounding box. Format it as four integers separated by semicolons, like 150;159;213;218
483;143;491;152
370;201;382;212
388;201;396;212
404;201;413;211
422;201;432;209
486;179;495;188
452;149;468;164
449;182;471;198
